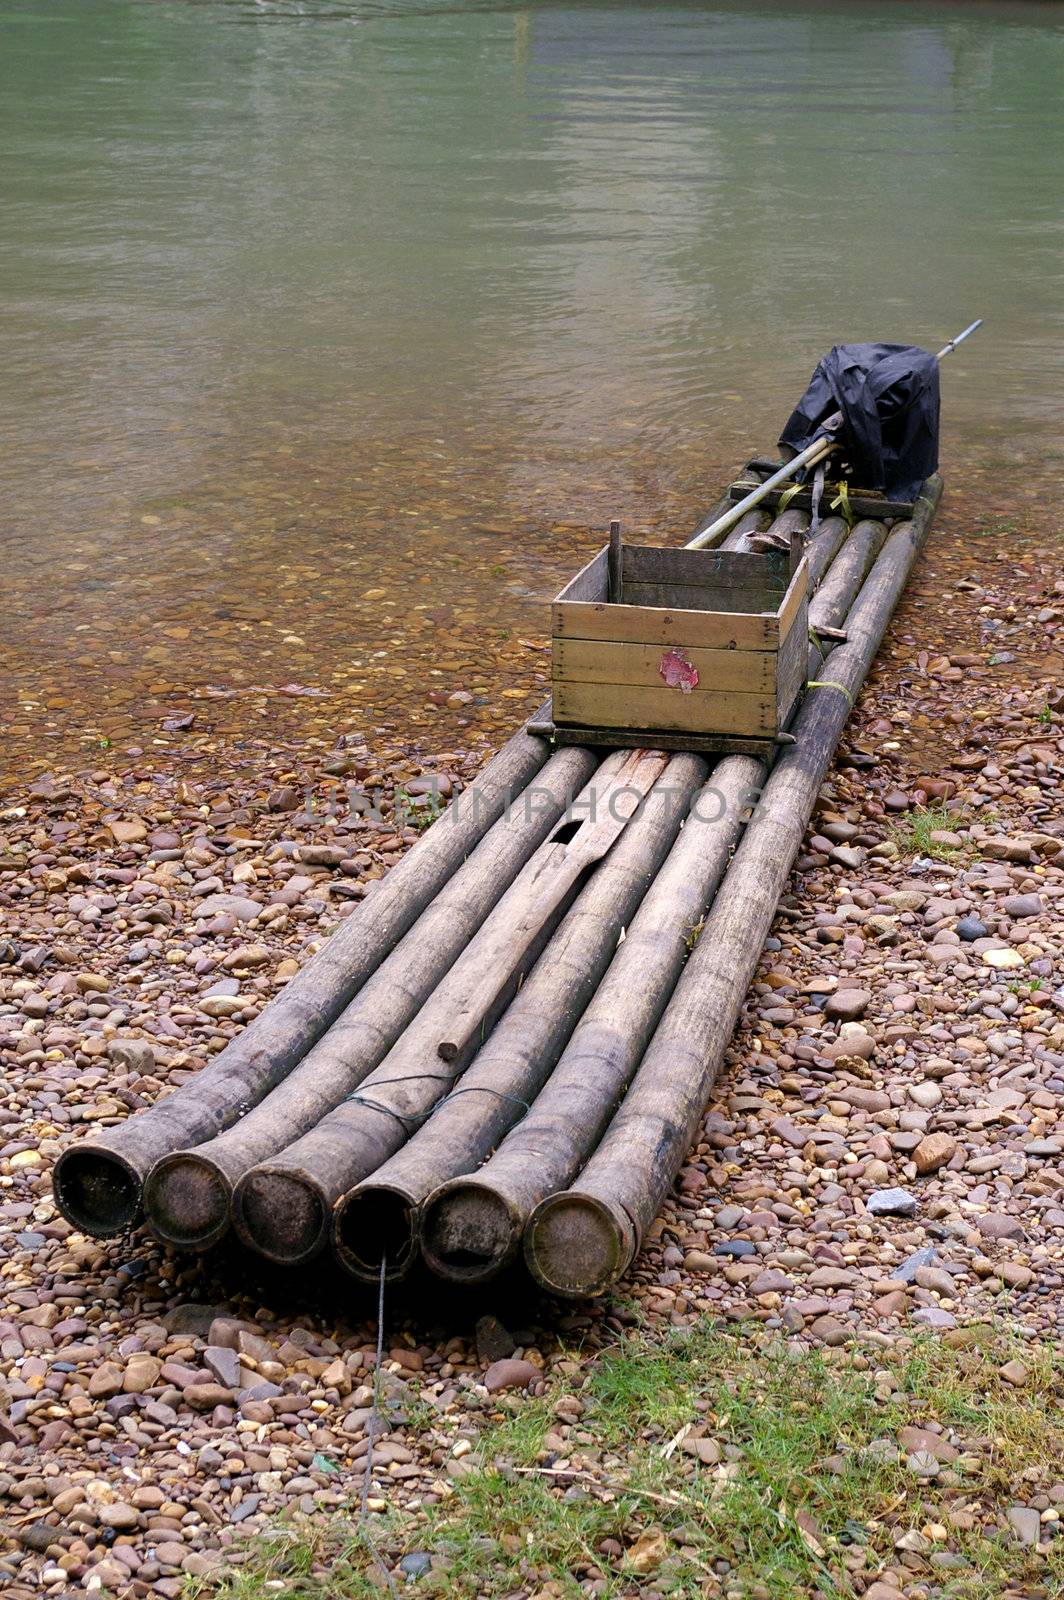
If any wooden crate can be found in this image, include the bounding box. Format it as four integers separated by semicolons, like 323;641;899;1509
548;537;809;751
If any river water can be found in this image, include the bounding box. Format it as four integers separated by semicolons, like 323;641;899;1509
2;0;1062;786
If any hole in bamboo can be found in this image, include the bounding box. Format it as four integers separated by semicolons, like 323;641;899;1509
334;1187;417;1280
549;818;584;846
53;1148;140;1236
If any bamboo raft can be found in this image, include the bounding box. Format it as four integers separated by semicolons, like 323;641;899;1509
53;458;943;1298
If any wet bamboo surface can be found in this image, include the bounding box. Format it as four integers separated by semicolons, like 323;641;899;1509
53;468;944;1298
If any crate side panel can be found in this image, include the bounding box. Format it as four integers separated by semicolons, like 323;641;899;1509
554;546;610;604
622;581;785;615
551;600;778;651
774;598;809;729
553;681;778;736
552;638;777;693
621;545;789;592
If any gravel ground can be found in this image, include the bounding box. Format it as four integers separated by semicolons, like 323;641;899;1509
0;525;1061;1597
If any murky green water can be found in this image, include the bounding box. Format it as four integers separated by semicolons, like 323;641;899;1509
2;0;1062;782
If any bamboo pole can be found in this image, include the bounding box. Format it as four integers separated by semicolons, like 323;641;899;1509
332;755;708;1283
228;750;667;1265
523;477;942;1297
803;516;849;590
140;745;601;1249
53;723;560;1238
809;518;888;630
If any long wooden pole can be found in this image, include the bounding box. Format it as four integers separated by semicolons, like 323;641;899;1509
523;477;942;1297
51;724;555;1237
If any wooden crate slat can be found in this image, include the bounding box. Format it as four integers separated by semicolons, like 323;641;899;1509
542;723;779;758
774;599;809;726
553;681;777;737
777;558;810;642
553;638;777;693
621;581;784;615
552;600;779;652
620;544;789;591
728;479;912;520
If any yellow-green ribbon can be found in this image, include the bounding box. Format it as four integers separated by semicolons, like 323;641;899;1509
806;678;854;706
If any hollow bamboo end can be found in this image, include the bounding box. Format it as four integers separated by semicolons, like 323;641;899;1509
142;1153;233;1251
52;1144;143;1237
420;1179;522;1284
524;1191;635;1298
333;1183;419;1284
230;1167;330;1266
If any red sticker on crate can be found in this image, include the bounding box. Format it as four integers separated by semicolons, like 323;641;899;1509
659;648;699;693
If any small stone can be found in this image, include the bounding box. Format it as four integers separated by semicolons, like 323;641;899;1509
908;1081;942;1109
123;1353;162;1393
982;948;1024;970
977;1213;1023;1242
1007;1506;1041;1546
184;1382;235;1410
482;1359;540;1393
824;988;871;1021
808;1315;851;1346
1002;894;1042;919
867;1187;917;1217
956;916;989;942
999;1360;1029;1387
911;1307;957;1330
913;1133;957;1174
892;1245;937;1284
107;1038;155;1073
98;1501;140;1529
898;1427;958;1463
475;1316;515;1365
204;1346;242;1389
88;1362;124;1399
108;819;147;844
195;893;261;922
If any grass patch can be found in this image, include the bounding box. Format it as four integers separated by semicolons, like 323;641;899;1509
889;802;972;862
194;1326;1064;1600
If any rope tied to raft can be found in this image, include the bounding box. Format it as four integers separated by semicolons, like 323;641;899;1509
346;1077;533;1130
356;1254;397;1596
806;678;855;707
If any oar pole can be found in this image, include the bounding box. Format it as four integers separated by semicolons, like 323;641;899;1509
685;320;981;552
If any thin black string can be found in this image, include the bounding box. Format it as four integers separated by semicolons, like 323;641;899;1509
355;1254;397;1597
346;1080;532;1131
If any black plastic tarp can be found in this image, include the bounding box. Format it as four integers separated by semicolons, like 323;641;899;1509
779;342;940;502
